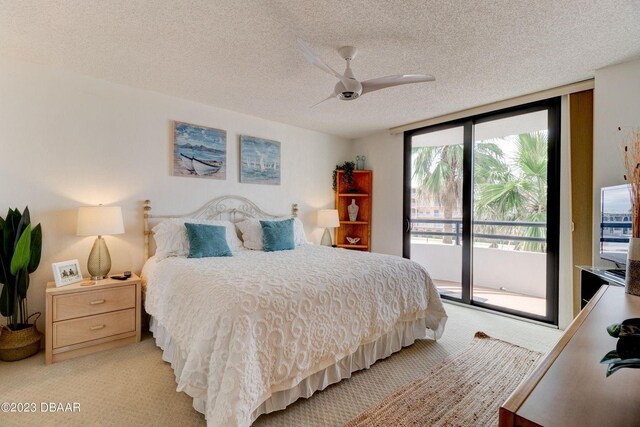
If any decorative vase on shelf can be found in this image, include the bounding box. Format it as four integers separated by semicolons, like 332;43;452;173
626;238;640;296
348;199;359;222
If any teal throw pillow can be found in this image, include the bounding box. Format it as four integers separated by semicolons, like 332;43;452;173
260;219;295;252
185;223;233;258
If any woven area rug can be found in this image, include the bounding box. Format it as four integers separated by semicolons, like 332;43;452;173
343;332;541;427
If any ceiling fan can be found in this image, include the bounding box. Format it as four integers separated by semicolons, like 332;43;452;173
297;38;435;107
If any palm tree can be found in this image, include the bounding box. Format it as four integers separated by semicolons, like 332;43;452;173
413;131;548;252
474;131;548;251
412;142;504;243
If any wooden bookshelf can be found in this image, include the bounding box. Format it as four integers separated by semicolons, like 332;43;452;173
335;170;372;252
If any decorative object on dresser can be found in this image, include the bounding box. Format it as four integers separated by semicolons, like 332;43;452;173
335;169;372;251
239;135;281;185
356;155;366;170
173;121;226;179
51;259;83;287
318;209;340;246
0;207;43;362
45;273;142;364
600;318;640;376
346;237;360;245
621;127;640;296
76;205;124;281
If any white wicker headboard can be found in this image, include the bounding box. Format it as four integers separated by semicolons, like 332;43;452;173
143;196;298;260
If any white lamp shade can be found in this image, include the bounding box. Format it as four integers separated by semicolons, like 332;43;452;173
318;209;340;228
77;206;125;236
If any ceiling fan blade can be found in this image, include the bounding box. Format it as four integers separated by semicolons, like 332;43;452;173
310;93;336;108
361;74;435;95
297;38;352;88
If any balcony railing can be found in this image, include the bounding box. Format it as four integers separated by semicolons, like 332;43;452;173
409;218;546;246
600;221;632;243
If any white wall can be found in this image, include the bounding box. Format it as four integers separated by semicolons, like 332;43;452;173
593;58;640;267
411;243;547;298
351;132;404;256
0;57;351;331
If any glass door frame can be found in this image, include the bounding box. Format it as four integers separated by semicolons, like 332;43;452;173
403;97;560;325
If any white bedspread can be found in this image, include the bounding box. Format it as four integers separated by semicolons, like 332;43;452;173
142;244;447;427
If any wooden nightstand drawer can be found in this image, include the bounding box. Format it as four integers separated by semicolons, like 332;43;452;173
53;285;136;321
53;308;136;349
46;274;142;364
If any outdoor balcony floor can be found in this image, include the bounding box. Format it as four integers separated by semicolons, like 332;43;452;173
434;279;546;317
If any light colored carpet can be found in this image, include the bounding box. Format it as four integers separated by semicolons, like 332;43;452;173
343;332;541;427
0;303;561;427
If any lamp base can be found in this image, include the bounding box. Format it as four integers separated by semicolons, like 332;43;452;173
87;236;112;280
321;228;333;246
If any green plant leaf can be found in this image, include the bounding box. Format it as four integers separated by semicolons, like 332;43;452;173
607;323;622;337
2;208;18;258
10;224;31;275
0;281;15;318
16;268;28;299
0;221;6;285
27;224;42;274
600;350;621;364
605;359;640;377
14;207;30;250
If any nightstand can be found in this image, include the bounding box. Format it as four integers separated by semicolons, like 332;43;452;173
45;273;141;364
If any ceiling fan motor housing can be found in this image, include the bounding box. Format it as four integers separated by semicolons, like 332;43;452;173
335;79;363;101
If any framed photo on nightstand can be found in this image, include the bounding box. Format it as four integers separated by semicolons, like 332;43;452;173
51;259;83;287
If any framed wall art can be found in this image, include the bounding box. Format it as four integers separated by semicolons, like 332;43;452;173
173;121;227;180
239;135;281;185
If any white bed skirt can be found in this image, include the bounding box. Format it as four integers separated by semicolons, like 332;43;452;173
150;316;439;424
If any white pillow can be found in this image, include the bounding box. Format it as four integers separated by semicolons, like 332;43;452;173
236;217;308;250
153;218;243;260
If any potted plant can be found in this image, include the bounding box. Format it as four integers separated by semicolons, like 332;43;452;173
332;161;356;192
0;207;43;361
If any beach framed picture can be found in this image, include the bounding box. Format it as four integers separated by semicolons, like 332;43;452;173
51;259;83;287
173;121;227;180
239;135;281;185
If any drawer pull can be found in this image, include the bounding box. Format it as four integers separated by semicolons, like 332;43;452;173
90;299;106;305
90;324;106;331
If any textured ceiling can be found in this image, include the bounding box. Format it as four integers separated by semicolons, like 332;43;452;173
1;1;639;139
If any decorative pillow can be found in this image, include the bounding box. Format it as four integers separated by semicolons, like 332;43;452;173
152;218;242;260
236;217;307;250
184;223;232;258
260;219;295;252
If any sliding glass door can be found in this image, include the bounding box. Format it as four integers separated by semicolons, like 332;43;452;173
406;125;466;299
403;99;560;324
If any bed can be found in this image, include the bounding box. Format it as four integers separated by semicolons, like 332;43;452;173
141;196;447;427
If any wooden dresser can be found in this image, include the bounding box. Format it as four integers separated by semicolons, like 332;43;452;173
45;274;141;364
500;285;640;427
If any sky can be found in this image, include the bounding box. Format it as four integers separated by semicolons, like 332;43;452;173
602;184;631;214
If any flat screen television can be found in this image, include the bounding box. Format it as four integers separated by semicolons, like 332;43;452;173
600;184;632;265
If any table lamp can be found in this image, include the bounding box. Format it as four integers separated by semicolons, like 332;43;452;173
318;209;340;246
77;205;125;280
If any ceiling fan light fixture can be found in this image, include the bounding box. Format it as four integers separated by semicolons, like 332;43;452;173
337;91;359;101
